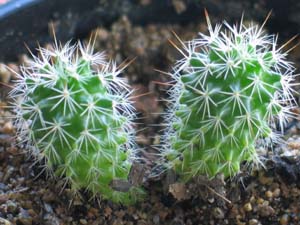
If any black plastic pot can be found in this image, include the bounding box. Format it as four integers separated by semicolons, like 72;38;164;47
0;0;297;61
0;0;203;61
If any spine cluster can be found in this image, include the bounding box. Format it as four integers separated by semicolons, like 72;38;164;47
161;15;297;179
11;41;142;204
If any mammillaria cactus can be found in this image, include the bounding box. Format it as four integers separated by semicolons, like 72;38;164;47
10;40;143;204
161;13;297;180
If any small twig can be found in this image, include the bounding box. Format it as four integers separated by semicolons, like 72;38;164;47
205;184;232;204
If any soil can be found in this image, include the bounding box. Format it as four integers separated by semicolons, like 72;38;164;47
0;4;300;225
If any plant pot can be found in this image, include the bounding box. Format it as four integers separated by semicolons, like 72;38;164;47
0;0;298;61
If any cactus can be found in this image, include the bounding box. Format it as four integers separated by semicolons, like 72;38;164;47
10;40;143;204
161;14;297;180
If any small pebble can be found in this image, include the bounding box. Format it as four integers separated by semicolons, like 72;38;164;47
256;198;264;204
0;217;11;225
141;0;151;5
87;207;98;218
280;214;289;225
159;210;168;220
273;188;281;198
43;213;60;225
133;213;139;220
212;207;225;219
265;190;273;198
208;197;215;203
137;220;148;225
243;203;252;212
249;196;256;203
262;200;269;206
112;219;125;225
19;54;31;66
115;210;125;219
172;0;187;14
104;207;112;218
72;196;82;206
0;194;9;204
42;191;57;203
249;219;259;225
2;122;13;134
27;209;37;218
43;203;53;213
140;212;148;220
257;205;275;217
0;63;11;84
0;166;14;183
258;174;273;185
6;200;18;213
17;208;33;225
0;183;8;190
288;141;300;149
79;219;88;225
153;214;160;225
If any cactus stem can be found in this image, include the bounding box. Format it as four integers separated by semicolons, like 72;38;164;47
159;13;298;180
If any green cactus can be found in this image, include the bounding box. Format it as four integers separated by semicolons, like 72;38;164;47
10;41;143;204
161;15;297;180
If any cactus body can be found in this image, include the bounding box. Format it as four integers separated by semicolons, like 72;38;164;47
11;42;143;204
162;17;297;180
